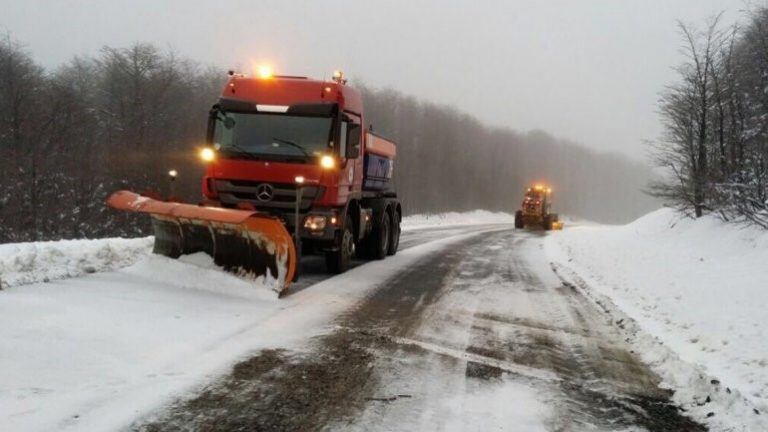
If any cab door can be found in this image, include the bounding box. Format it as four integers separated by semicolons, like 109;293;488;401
339;112;363;199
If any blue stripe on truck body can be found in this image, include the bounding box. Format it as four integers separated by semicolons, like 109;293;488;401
363;153;394;191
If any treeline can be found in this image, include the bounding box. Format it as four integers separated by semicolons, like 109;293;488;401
1;38;657;243
361;86;658;223
652;8;768;228
0;40;222;242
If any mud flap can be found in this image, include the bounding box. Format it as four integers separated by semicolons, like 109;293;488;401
107;190;296;295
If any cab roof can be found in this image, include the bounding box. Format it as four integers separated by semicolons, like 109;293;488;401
221;75;363;115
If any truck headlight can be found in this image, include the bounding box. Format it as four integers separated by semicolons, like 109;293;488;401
320;155;335;169
303;215;327;231
200;147;215;162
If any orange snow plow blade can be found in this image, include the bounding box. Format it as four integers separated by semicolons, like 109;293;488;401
107;190;296;295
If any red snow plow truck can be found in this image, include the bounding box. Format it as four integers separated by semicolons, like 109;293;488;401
107;69;401;295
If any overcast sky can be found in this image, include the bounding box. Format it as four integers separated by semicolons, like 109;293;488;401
0;0;751;160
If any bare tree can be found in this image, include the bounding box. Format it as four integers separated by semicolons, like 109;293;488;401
0;36;46;242
650;16;727;218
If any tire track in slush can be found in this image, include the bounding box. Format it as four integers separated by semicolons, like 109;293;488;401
134;230;494;432
135;228;705;432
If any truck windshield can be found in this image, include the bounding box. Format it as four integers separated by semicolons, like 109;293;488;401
213;111;334;161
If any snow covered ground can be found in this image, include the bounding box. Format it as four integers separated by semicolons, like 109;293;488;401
0;212;509;432
401;209;514;230
547;208;768;430
7;207;767;431
0;237;152;289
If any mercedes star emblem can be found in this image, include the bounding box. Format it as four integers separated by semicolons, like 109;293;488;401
255;183;274;202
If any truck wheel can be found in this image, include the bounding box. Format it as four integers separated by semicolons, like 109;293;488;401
514;210;524;229
325;225;354;274
543;214;553;231
387;210;400;256
359;212;391;260
361;212;390;260
373;213;390;259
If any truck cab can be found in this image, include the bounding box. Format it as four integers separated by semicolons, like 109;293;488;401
200;71;401;273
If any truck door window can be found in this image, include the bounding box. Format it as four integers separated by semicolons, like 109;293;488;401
339;121;348;157
346;123;361;159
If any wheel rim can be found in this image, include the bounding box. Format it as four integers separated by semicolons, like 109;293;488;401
343;229;354;261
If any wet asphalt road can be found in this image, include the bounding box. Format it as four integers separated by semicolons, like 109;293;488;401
134;226;706;432
286;224;513;295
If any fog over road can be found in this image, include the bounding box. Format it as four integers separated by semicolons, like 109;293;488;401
135;226;704;432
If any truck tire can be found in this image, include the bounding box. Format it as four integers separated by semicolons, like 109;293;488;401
326;225;355;274
373;213;391;259
387;209;400;256
543;214;553;231
361;212;390;260
515;210;524;229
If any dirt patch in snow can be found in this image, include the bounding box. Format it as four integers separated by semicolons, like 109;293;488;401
137;330;378;432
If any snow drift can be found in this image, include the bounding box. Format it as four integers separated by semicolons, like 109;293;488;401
0;237;152;289
547;208;768;428
0;210;514;290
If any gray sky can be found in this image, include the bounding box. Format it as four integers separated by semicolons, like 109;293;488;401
0;0;750;160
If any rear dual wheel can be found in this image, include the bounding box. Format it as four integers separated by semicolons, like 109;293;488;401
387;210;400;256
327;208;401;274
370;213;390;260
360;210;399;260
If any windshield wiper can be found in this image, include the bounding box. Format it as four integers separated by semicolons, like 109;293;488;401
219;143;261;161
271;137;311;158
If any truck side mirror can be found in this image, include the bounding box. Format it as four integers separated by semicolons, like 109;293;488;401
346;124;361;159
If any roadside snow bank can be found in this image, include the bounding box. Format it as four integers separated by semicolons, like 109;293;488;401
0;225;499;432
0;237;152;288
0;254;282;432
0;209;515;289
546;208;768;427
402;210;514;230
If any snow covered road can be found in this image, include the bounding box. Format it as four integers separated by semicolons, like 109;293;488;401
133;228;704;432
0;221;512;432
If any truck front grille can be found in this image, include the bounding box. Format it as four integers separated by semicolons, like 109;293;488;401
214;179;323;211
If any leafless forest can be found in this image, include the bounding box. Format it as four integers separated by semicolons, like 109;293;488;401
361;85;657;222
0;38;658;243
652;8;768;227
